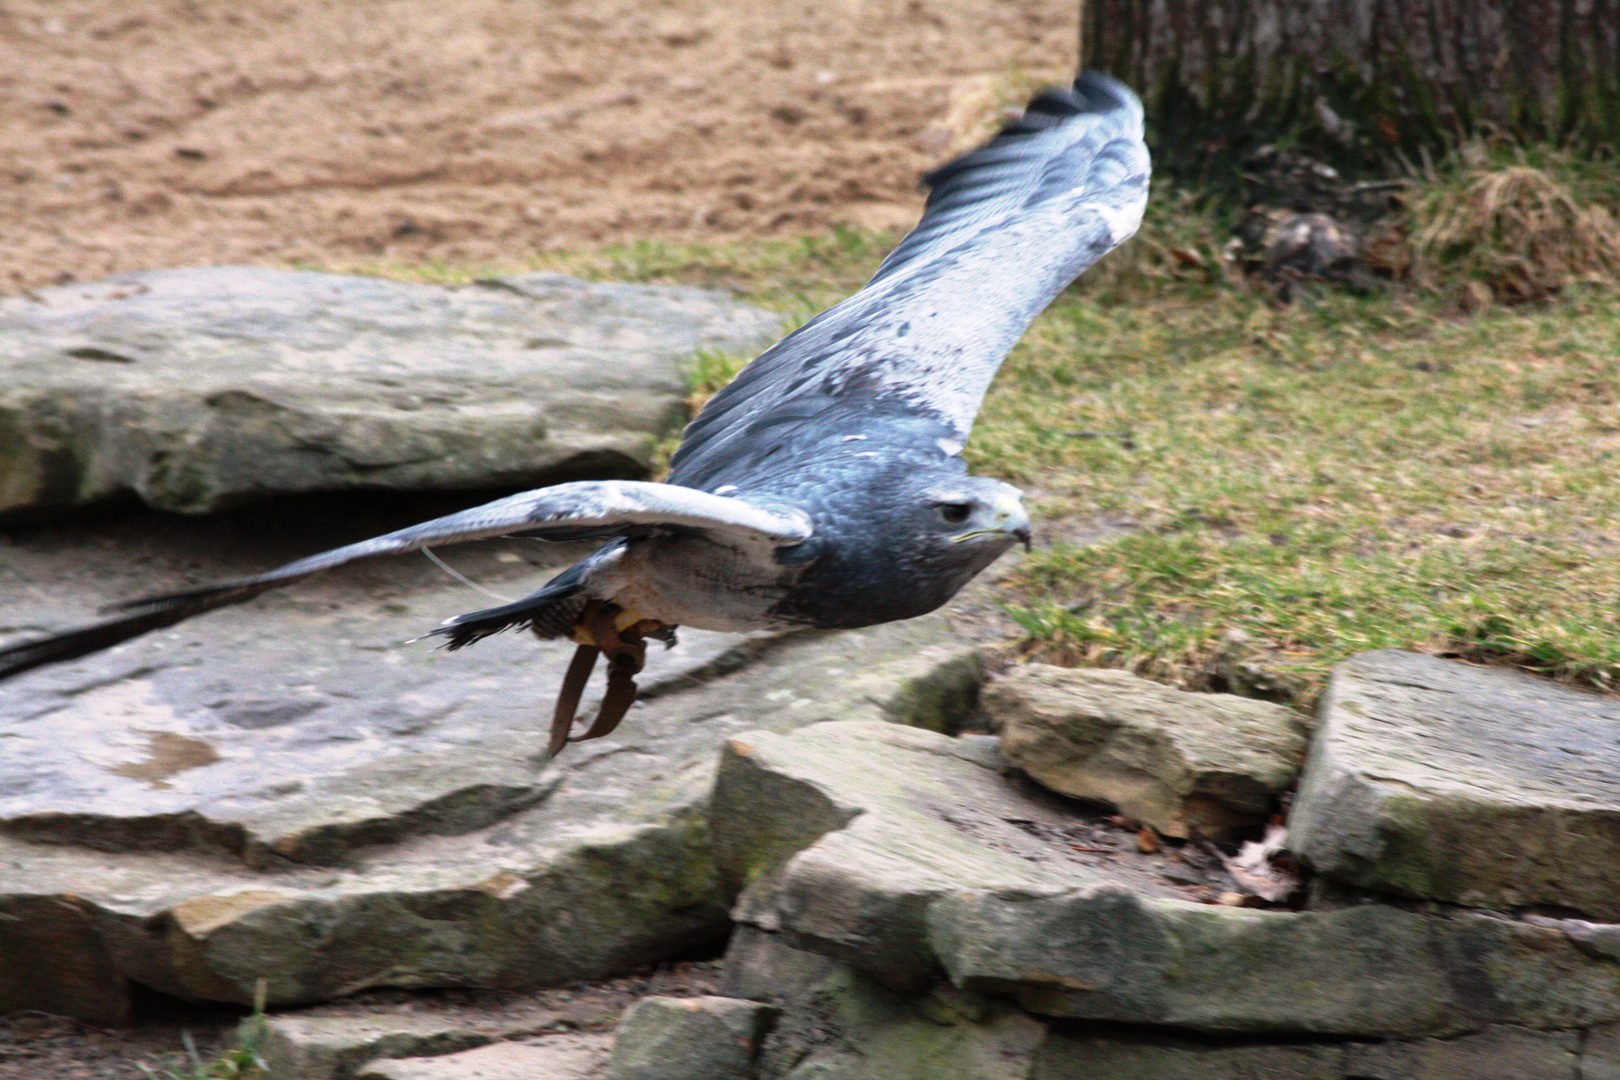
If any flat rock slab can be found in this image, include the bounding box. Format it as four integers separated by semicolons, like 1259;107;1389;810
712;720;1620;1038
1290;650;1620;919
716;928;1615;1080
0;570;749;869
250;961;717;1080
1036;1024;1586;1080
239;947;1620;1080
355;1035;611;1080
0;267;780;518
714;722;1197;993
0;522;985;1020
259;1014;498;1080
986;664;1306;838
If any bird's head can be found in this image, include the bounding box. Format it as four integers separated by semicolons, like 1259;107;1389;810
766;469;1030;628
924;476;1031;555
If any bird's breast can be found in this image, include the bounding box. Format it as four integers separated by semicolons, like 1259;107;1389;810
591;536;803;633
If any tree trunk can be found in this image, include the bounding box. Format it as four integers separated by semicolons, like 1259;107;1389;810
1083;0;1620;173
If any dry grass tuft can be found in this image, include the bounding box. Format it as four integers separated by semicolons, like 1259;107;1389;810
1399;147;1620;304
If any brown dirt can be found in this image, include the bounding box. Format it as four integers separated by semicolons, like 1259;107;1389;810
2;0;1080;293
0;962;720;1079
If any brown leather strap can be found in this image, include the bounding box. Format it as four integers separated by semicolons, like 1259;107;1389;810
545;599;669;756
547;643;600;758
577;650;642;743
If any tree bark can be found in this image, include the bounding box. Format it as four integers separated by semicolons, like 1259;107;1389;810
1082;0;1620;171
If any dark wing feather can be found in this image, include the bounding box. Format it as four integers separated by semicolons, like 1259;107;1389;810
668;72;1149;489
0;482;809;680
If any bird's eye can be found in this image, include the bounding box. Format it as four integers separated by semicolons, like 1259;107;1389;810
938;503;972;525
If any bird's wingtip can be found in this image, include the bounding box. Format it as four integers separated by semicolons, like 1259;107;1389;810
1068;71;1144;125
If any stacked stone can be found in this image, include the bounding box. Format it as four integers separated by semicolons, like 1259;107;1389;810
311;654;1620;1079
679;654;1620;1080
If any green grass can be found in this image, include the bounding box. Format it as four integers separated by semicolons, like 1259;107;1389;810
298;166;1620;708
137;983;267;1080
310;223;894;327
981;284;1620;702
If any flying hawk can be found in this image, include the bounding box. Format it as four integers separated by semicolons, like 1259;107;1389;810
0;72;1150;757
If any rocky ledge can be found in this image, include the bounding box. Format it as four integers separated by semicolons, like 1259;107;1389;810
15;642;1615;1080
713;719;1620;1041
1291;650;1620;919
0;268;780;519
0;551;982;1026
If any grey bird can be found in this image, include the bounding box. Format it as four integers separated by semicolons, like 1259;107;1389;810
0;72;1150;757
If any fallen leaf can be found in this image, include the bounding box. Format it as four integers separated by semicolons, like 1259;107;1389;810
1221;823;1300;903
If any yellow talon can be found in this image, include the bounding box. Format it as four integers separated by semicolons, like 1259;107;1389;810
570;605;650;645
613;607;649;633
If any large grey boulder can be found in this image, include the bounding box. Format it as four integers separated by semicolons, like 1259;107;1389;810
711;720;1620;1038
986;664;1306;837
1290;651;1620;919
605;996;776;1080
0;268;780;519
720;928;1047;1080
0;520;984;1021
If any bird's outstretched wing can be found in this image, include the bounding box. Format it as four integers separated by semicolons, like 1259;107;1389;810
669;72;1149;489
0;482;810;679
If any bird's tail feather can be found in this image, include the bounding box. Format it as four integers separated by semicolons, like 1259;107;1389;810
0;580;281;680
430;571;589;650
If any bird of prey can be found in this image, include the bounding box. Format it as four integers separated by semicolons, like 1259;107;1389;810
0;72;1149;757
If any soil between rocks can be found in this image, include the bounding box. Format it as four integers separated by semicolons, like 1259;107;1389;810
2;0;1080;293
0;961;721;1080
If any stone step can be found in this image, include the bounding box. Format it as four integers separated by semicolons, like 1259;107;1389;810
1291;650;1620;919
354;1035;611;1080
719;927;1611;1079
0;580;981;1022
710;718;1620;1039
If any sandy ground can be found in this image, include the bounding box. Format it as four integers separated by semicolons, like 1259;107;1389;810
2;0;1082;292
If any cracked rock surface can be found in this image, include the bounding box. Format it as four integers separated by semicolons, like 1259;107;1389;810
711;719;1620;1039
0;503;986;1023
0;268;780;519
